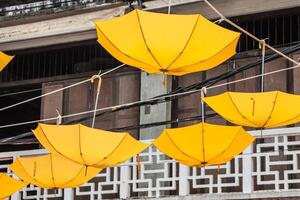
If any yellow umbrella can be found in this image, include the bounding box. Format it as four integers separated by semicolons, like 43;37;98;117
153;123;254;167
9;154;102;189
95;9;240;76
32;123;149;168
0;51;14;72
0;173;27;199
203;91;300;128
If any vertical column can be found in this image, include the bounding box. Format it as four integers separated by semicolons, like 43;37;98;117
242;145;253;193
179;164;189;196
64;188;74;200
139;73;170;140
120;165;130;199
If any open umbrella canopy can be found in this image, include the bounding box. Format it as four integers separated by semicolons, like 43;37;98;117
153;123;254;167
9;154;101;189
0;51;14;72
203;91;300;128
32;123;149;168
0;173;27;199
95;9;240;76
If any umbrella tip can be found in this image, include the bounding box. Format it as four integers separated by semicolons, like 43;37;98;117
159;69;169;73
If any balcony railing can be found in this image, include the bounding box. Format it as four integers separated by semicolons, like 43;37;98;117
0;0;120;21
2;126;300;199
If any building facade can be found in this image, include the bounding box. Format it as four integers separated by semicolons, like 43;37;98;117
1;0;300;199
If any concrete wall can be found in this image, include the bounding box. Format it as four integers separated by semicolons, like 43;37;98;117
2;0;300;51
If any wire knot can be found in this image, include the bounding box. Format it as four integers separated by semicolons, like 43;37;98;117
259;39;266;49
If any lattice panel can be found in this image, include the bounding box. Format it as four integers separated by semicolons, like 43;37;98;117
3;128;300;199
189;156;243;194
75;167;121;200
75;144;179;199
22;186;63;200
253;134;300;191
128;145;179;198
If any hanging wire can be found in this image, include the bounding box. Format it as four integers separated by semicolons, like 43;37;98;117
1;42;298;129
0;88;42;98
0;113;219;145
1;62;300;130
0;63;125;112
64;43;300;125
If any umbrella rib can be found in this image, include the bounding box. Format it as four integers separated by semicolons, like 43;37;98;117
262;91;279;127
93;134;128;167
267;113;300;128
206;127;244;164
135;10;164;70
13;159;52;189
168;35;240;73
39;126;82;165
59;166;86;188
95;27;155;72
78;125;87;165
201;123;206;164
227;93;261;127
165;15;200;70
50;154;57;188
163;131;201;163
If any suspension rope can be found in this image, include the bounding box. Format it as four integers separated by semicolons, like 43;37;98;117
0;62;300;129
203;0;300;66
0;64;125;112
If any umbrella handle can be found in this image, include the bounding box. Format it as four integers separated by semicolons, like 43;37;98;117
162;73;168;88
91;75;103;128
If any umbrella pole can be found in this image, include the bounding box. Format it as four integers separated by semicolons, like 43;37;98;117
167;0;172;14
201;88;207;167
260;40;266;137
260;40;266;93
201;87;207;123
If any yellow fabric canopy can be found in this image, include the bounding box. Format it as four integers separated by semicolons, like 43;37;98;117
203;91;300;128
33;123;149;168
0;173;27;199
9;154;101;189
153;123;254;167
95;9;240;76
0;51;14;72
